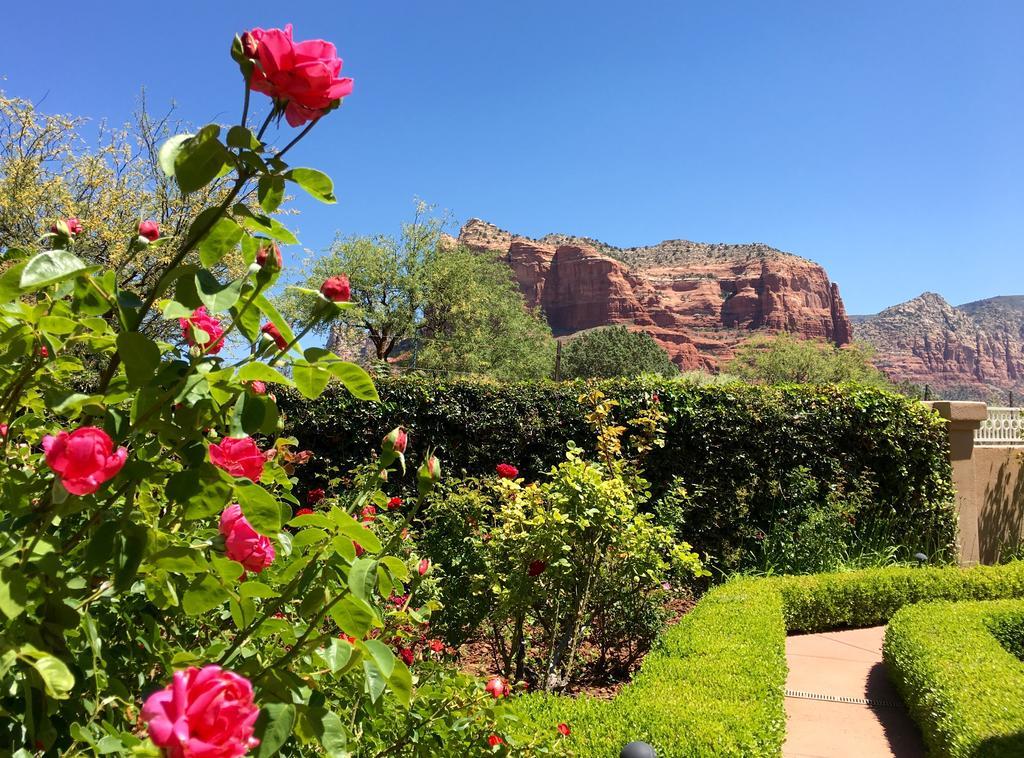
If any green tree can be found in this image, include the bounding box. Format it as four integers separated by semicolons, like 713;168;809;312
417;245;555;380
283;207;556;379
559;326;679;379
725;332;893;387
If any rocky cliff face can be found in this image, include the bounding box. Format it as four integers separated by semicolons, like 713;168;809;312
458;218;852;371
853;293;1024;400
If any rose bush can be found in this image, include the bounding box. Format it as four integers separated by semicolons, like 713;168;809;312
0;25;562;756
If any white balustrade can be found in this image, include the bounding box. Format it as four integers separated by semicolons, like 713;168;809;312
976;407;1024;446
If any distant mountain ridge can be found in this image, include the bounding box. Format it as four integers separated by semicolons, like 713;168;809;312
853;292;1024;400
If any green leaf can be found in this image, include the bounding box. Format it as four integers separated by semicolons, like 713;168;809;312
39;316;78;335
381;556;410;582
0;568;28;620
254;703;296;758
321;639;353;674
292;362;331;399
147;545;210;575
117;333;161;387
170;463;233;520
0;262;27;302
234;205;298;245
18;645;74;699
195;269;245;313
237;362;294;388
329;595;377;638
239;581;278;599
114;524;149;592
388;658;413;707
198;217;244;268
158;134;192;176
235;481;282;535
254;294;297;345
226;126;261;150
317;710;348;756
183;574;230;615
348;558;377;603
258;175;286;214
174;126;231;195
20;251;89;290
361;640;396;703
285;168;336;204
325;361;379;402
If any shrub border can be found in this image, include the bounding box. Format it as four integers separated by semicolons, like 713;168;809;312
511;562;1024;757
884;599;1024;758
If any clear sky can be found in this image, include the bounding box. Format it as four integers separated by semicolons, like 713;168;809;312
2;1;1021;314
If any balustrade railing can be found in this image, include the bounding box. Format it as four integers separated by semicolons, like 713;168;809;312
976;406;1024;446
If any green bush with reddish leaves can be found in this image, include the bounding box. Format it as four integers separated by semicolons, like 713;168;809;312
0;26;565;757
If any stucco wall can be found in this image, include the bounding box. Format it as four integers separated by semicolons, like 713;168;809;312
974;446;1024;564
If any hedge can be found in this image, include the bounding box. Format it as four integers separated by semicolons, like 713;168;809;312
885;599;1024;758
509;562;1024;757
279;377;957;568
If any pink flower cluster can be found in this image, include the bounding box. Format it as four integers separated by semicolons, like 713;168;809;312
180;307;225;355
209;436;267;481
42;426;127;496
142;665;259;758
244;25;354;126
220;504;275;574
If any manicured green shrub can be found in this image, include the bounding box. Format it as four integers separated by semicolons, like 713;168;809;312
509;562;1024;757
778;561;1024;632
279;377;956;569
510;578;787;757
885;599;1024;757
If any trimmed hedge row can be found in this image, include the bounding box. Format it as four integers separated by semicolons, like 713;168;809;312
510;562;1024;757
885;599;1024;758
511;578;787;757
279;377;957;567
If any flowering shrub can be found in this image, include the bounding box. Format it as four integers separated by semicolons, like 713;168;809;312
0;26;561;756
421;391;706;691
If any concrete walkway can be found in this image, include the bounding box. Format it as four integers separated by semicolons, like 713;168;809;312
783;626;925;758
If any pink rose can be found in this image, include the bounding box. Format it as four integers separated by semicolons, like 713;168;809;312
209;437;266;481
42;426;127;496
0;424;7;437
219;504;275;573
246;25;354;127
256;243;283;271
248;380;267;395
180;306;226;355
142;665;259;758
496;463;519;480
138;220;160;241
50;217;83;236
485;677;506;699
320;275;351;303
261;322;288;350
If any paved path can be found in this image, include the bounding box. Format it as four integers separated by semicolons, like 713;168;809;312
783;626;925;758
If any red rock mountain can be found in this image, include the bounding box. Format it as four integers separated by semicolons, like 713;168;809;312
458;218;852;371
852;293;1024;401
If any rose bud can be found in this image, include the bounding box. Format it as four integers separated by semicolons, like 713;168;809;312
382;427;407;455
320;274;350;302
386;496;403;510
558;723;571;737
417;454;441;498
418;558;430;576
240;29;261;58
260;322;289;350
256;242;283;271
138;220;160;241
248;380;267;395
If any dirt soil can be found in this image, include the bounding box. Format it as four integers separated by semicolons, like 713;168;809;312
455;595;696;699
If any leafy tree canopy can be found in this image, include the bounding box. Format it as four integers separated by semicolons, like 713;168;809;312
560;326;679;379
724;332;894;387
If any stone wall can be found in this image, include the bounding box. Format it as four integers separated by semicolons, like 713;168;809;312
926;401;1024;564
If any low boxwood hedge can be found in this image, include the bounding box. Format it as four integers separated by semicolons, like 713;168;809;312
885;599;1024;758
510;562;1024;757
280;377;957;569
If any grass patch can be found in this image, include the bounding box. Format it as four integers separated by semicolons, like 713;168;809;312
885;599;1024;758
510;562;1024;757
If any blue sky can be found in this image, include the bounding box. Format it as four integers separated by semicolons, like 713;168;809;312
2;1;1021;314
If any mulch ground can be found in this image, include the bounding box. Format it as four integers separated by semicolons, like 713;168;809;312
455;595;696;699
